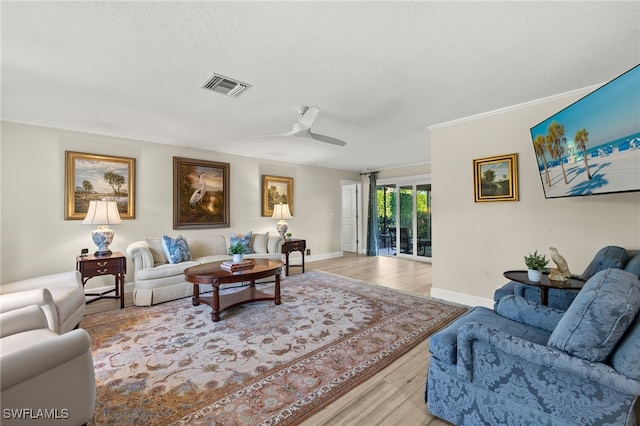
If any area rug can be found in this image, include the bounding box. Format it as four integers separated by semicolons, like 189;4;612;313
82;271;467;425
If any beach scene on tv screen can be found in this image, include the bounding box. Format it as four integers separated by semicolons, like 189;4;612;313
530;65;640;198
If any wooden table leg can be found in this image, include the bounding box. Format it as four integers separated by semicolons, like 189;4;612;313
212;283;220;322
274;270;281;305
192;284;200;306
540;288;549;306
117;273;125;309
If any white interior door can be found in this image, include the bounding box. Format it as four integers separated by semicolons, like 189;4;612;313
341;184;358;253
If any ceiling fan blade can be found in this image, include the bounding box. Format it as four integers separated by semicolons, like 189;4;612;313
298;106;319;128
242;129;298;139
243;105;344;146
309;131;347;146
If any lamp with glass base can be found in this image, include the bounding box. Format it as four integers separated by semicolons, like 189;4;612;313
82;200;123;256
271;203;292;238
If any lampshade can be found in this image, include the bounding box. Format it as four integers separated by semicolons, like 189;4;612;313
82;200;122;256
271;203;292;220
82;200;123;225
271;203;292;238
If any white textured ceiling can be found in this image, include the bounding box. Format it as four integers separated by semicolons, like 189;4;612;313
2;1;639;172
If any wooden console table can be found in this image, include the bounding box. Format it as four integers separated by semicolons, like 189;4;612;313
282;238;306;276
76;252;127;308
503;270;586;306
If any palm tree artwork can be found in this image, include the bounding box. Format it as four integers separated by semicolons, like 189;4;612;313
104;171;126;197
547;121;568;185
574;128;592;180
534;134;551;186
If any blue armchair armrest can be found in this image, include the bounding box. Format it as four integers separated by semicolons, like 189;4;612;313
456;322;640;396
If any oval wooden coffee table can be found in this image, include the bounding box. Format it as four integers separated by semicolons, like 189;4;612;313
184;259;284;322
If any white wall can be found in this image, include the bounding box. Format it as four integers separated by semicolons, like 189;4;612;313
430;90;640;307
0;121;359;287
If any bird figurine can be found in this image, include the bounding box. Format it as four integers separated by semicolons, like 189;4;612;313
549;247;571;281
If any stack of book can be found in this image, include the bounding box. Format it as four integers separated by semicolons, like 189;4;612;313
220;259;255;272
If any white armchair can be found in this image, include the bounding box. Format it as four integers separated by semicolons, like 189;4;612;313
0;271;86;333
0;305;96;425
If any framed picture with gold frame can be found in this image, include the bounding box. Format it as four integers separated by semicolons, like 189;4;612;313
473;153;519;202
262;175;294;216
65;151;135;220
173;156;230;229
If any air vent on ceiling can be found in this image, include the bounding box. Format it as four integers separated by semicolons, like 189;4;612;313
202;73;251;97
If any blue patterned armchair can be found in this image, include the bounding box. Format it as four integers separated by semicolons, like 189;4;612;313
426;268;640;425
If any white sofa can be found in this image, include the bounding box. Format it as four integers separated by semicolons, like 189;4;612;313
126;233;284;306
1;305;96;425
0;271;86;334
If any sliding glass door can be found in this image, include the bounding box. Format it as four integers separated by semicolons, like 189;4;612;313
376;176;431;260
417;184;432;257
399;185;413;255
377;184;396;256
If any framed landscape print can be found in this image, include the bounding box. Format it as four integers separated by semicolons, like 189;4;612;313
173;157;230;229
65;151;135;220
473;153;519;202
262;175;294;216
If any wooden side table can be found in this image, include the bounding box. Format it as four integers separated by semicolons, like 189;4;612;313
76;252;127;308
503;270;585;306
282;238;306;276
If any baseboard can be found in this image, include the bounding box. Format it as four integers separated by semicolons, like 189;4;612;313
430;287;494;309
305;251;344;262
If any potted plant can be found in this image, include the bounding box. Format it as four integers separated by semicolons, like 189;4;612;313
524;250;548;282
229;242;248;263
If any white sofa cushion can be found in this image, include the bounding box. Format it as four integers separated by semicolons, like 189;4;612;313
137;261;199;281
251;232;270;254
145;238;168;265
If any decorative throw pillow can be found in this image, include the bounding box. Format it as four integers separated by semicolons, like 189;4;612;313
251;232;269;254
548;268;640;362
161;235;192;264
145;238;168;265
229;231;252;254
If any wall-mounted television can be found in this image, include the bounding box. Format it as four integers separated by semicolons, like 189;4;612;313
530;64;640;199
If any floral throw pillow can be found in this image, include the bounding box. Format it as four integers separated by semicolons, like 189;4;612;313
161;235;192;264
229;231;252;254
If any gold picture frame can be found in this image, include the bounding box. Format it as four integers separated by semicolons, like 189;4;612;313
262;175;294;217
173;156;230;229
473;153;519;202
65;151;135;220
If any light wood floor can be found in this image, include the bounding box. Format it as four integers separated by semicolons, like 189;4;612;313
85;253;452;425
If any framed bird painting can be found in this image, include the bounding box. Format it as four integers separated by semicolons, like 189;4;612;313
173;157;230;229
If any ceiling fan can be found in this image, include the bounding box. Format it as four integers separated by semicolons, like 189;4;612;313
245;106;347;146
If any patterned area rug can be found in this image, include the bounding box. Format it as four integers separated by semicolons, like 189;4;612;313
82;271;466;425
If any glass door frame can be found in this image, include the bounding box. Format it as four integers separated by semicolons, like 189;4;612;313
377;174;431;262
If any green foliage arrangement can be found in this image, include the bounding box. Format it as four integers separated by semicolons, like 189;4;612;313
524;250;549;271
228;242;248;255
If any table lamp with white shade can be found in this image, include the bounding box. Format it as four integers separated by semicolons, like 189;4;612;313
271;203;292;238
82;200;122;256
